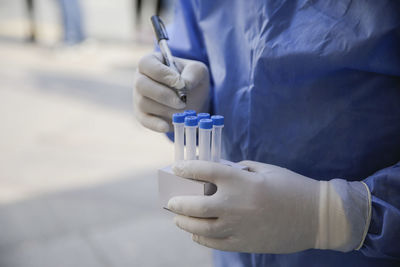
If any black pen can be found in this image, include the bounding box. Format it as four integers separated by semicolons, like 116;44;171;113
150;15;187;103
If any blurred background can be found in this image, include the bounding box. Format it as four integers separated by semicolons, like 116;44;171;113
0;0;211;266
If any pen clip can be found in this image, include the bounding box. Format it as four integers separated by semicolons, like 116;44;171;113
159;18;168;40
150;15;169;41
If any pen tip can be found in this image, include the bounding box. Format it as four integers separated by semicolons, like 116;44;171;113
180;95;187;103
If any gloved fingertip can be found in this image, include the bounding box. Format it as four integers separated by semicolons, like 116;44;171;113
166;73;185;90
173;216;181;227
173;98;186;109
175;76;186;90
156;121;170;133
167;197;178;211
172;160;187;176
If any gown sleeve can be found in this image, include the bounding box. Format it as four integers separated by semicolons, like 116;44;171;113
360;161;400;260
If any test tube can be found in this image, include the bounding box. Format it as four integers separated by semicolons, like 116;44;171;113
185;116;198;160
197;113;210;121
172;113;186;162
184;110;197;117
199;119;212;161
211;115;224;162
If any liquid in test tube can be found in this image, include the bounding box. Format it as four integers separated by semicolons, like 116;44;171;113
172;113;186;162
199;119;213;161
211;115;224;162
185;116;198;160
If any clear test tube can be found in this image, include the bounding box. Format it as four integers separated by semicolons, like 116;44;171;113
185;116;198;160
172;113;186;162
199;119;213;161
196;113;209;139
211;115;224;162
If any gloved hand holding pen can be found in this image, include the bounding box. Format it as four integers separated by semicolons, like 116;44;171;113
133;53;210;133
168;160;371;254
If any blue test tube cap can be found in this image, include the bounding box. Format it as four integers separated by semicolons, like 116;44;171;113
197;113;210;121
184;110;197;117
185;116;198;126
172;113;186;123
199;119;213;129
211;115;224;126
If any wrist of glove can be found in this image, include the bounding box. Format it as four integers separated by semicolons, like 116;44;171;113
133;53;210;133
167;160;371;254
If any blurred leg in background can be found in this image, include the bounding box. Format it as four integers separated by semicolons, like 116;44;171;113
135;0;142;30
57;0;85;45
156;0;165;16
26;0;36;42
133;0;171;43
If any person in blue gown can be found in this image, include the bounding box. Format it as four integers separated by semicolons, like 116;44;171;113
133;0;400;266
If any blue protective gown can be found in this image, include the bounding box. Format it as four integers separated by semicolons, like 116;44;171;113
166;0;400;266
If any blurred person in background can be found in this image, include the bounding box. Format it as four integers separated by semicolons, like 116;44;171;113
134;0;400;267
24;0;85;45
25;0;36;42
58;0;85;45
134;0;173;43
135;0;169;25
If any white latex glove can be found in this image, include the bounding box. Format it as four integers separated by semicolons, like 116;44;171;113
133;53;210;132
168;160;371;254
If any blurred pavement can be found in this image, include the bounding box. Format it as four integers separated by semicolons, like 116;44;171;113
0;39;212;266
